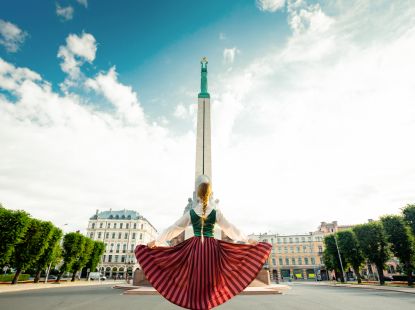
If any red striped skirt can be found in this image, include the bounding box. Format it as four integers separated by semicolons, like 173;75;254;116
135;237;272;310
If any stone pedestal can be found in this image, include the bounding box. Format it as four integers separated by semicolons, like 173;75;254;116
249;269;271;286
133;269;150;286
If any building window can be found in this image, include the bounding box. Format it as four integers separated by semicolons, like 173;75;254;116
89;232;94;238
121;255;125;263
98;232;102;239
298;257;302;265
285;258;289;265
311;257;315;265
295;237;299;243
272;258;276;265
107;223;110;228
123;244;127;253
134;223;137;229
108;255;112;262
290;246;294;253
141;224;143;229
91;223;95;229
278;238;281;243
283;238;287;243
115;255;118;262
131;244;134;252
140;233;142;240
303;246;307;253
124;233;128;239
118;233;122;239
99;223;103;228
110;243;114;253
116;244;120;253
284;247;288;253
112;232;115;239
120;223;123;229
296;246;300;253
278;246;282;253
126;223;129;229
106;232;109;239
304;257;309;265
289;238;293;243
318;246;323;253
291;258;296;265
279;258;283;265
103;255;106;262
132;233;136;239
301;237;305;242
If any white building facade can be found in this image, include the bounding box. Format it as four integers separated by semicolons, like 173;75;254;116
86;209;157;279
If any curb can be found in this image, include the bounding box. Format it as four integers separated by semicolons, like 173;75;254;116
297;282;415;295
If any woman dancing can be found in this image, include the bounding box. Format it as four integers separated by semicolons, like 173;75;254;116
135;175;271;310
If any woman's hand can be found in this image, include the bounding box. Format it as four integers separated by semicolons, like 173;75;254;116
248;239;258;245
147;240;156;248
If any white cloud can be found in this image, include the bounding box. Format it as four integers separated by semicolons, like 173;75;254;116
85;67;145;125
57;32;97;91
173;103;196;120
0;56;194;233
77;0;88;8
0;19;27;53
256;0;285;12
223;47;240;64
287;0;333;35
56;4;74;21
209;0;415;234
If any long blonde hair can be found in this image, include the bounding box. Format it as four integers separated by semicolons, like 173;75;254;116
197;182;212;227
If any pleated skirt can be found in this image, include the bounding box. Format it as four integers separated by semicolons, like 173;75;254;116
135;237;272;310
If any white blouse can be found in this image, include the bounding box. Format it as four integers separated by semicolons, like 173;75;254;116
155;203;249;245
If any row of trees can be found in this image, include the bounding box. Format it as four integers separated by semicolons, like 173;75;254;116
323;204;415;286
0;205;104;284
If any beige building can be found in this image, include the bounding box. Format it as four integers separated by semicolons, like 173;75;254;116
250;230;327;282
86;209;157;279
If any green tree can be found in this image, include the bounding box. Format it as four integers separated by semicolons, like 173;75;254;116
0;207;30;266
337;230;365;284
402;204;415;236
381;215;415;286
70;237;94;281
33;227;63;283
12;219;54;284
58;232;85;282
86;241;105;273
353;222;390;285
323;235;347;282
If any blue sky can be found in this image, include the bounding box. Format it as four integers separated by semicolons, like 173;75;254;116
0;0;287;122
1;0;415;235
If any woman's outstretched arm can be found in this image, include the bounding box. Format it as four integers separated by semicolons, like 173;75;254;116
216;209;254;243
151;212;191;246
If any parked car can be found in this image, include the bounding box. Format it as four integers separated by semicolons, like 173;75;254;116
100;275;106;281
47;275;58;280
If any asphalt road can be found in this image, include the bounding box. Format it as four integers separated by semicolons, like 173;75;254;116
0;283;414;310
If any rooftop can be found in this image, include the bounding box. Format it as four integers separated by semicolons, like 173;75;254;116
89;209;141;220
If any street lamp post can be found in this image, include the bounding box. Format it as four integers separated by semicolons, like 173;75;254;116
334;234;346;282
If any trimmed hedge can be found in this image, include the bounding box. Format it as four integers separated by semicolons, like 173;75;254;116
0;274;30;282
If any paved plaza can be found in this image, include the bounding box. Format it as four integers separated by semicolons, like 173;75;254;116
1;283;414;310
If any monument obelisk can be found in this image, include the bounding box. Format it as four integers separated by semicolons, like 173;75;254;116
194;57;212;190
171;57;222;244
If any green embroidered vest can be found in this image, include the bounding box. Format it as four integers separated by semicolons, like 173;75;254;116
190;208;216;237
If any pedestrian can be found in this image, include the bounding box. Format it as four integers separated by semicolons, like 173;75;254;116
135;175;271;310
